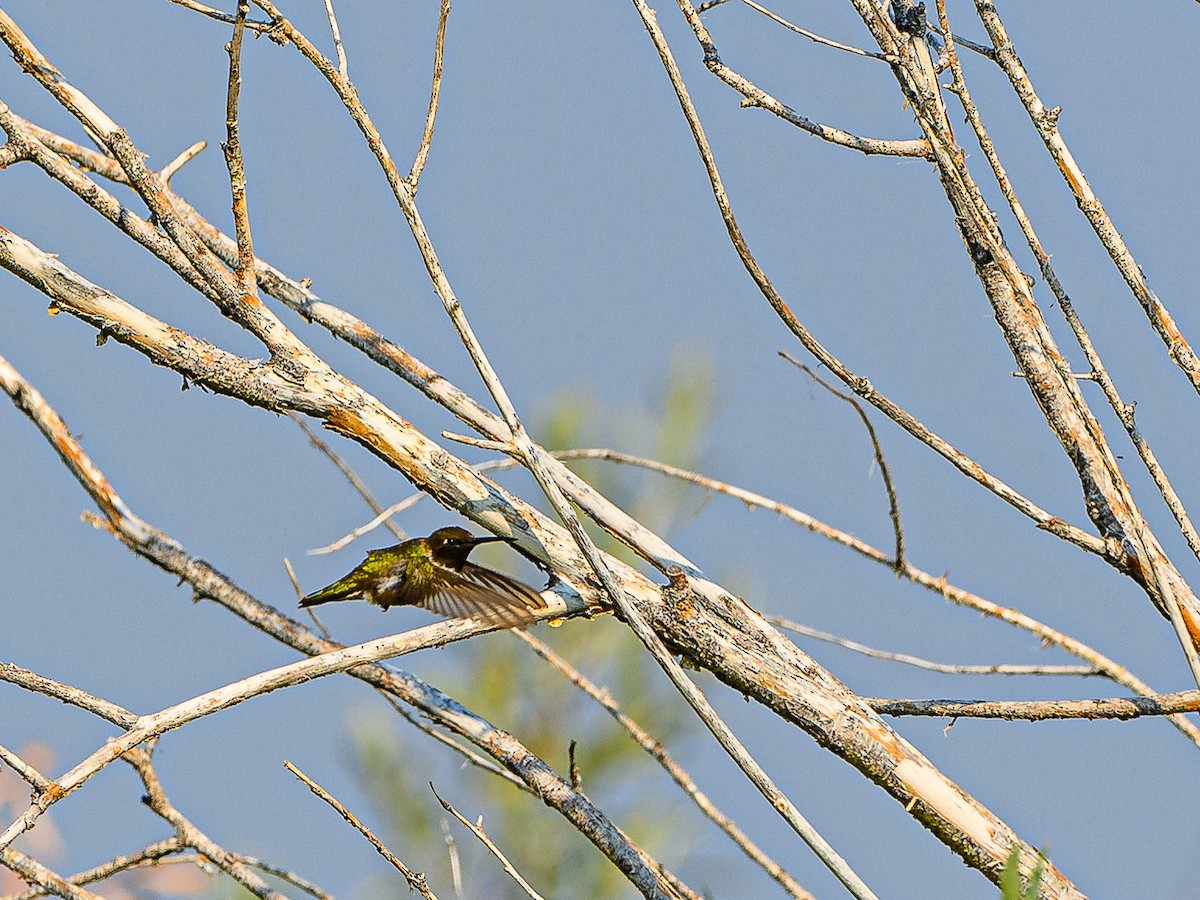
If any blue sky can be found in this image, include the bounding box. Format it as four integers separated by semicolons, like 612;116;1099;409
3;2;1199;897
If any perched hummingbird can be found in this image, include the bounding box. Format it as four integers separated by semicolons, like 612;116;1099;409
299;526;547;627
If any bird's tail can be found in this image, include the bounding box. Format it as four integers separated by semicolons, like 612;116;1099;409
298;584;357;608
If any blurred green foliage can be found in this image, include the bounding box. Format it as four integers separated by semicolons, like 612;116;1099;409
999;844;1046;900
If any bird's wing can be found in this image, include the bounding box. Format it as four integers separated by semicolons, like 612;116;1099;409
419;565;548;627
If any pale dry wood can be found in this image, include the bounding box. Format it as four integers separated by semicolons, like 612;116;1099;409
0;850;102;900
0;7;1140;894
0;355;691;900
872;690;1200;722
4;838;186;900
932;0;1200;567
0;236;1099;895
407;0;450;189
126;747;290;899
972;1;1200;398
737;0;888;60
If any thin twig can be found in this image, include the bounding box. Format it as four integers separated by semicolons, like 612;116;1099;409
516;631;812;900
225;2;258;298
378;693;532;793
785;355;905;571
293;414;406;541
306;493;423;554
165;0;274;31
321;0;348;77
408;0;450;188
773;618;1097;678
159;139;206;184
286;761;436;898
738;0;887;60
687;16;922;155
240;857;333;899
431;785;543;900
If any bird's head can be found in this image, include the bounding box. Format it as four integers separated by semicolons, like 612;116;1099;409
427;526;509;565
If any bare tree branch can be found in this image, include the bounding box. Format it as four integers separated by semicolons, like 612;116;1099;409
286;761;435;898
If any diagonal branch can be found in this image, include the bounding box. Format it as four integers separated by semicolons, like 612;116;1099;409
845;0;1200;682
972;1;1200;398
286;761;435;898
0;352;692;900
931;1;1200;567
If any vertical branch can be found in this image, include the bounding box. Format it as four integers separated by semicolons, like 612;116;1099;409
224;0;257;297
322;0;349;77
408;0;450;189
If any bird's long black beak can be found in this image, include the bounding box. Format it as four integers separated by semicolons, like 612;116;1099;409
468;535;512;547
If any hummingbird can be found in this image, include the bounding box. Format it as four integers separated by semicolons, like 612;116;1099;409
299;526;547;627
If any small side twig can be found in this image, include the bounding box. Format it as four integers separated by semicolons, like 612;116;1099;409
293;414;407;542
785;354;904;571
773;617;1098;678
321;0;348;77
159;139;206;184
165;0;275;31
224;2;257;298
431;785;544;900
0;743;56;797
408;0;451;189
738;0;888;60
286;761;436;899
